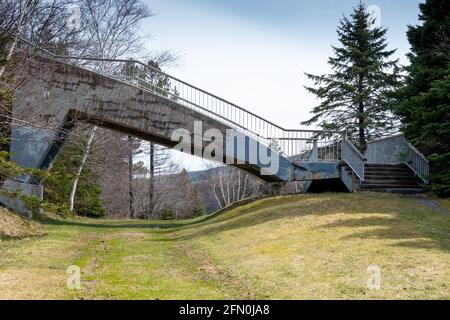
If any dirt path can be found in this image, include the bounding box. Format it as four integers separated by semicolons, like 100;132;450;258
417;199;450;216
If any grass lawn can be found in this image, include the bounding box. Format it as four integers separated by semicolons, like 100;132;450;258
0;208;44;240
438;198;450;213
0;193;449;300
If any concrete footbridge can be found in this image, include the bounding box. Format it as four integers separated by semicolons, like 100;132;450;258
1;43;430;216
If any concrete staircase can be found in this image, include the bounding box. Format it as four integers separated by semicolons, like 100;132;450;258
343;164;426;194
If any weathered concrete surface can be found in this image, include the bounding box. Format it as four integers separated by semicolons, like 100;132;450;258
10;128;56;183
0;180;42;219
11;57;284;180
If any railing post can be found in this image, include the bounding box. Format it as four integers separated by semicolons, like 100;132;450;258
342;129;348;142
311;140;318;161
340;130;347;160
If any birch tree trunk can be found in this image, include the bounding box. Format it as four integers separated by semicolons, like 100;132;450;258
128;135;135;218
69;126;97;212
212;180;223;209
148;141;155;219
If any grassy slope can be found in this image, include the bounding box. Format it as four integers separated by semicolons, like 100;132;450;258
438;198;450;212
0;193;449;300
0;207;44;240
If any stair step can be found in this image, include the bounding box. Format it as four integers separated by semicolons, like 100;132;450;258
360;184;422;189
363;178;421;185
365;164;407;168
365;172;413;177
343;170;419;180
365;168;411;173
365;172;417;180
361;188;427;195
362;180;421;186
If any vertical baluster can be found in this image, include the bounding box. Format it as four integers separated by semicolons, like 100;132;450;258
252;116;255;134
291;132;295;156
182;84;185;106
214;98;217;119
263;122;266;141
292;132;295;157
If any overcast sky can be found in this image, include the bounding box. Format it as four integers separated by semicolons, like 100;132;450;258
139;0;424;170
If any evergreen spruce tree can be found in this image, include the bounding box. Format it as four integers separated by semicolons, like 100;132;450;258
302;3;401;150
394;0;450;196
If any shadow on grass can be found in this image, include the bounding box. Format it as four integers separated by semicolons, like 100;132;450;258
172;194;450;253
317;213;450;252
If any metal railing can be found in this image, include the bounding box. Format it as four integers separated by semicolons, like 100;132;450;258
341;139;365;181
12;35;345;160
341;166;355;192
365;133;429;183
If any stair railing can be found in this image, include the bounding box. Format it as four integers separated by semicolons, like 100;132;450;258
341;138;365;182
340;166;355;192
365;133;429;183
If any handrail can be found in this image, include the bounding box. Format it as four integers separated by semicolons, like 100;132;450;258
405;140;429;164
402;138;430;183
365;133;429;183
367;132;404;144
341;139;365;181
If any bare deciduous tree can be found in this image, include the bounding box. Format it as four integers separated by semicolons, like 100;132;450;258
132;143;181;219
205;165;261;209
62;0;153;213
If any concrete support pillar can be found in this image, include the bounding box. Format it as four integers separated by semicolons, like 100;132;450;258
0;180;43;219
0;127;53;218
